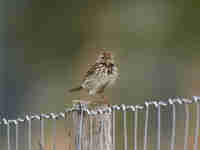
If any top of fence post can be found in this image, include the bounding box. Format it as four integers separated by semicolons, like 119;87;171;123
71;99;113;150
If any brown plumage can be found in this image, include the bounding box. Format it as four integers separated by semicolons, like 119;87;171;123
69;49;119;100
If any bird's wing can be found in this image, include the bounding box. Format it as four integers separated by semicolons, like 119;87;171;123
83;63;98;81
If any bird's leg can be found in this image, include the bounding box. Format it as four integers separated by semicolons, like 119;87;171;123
100;94;109;104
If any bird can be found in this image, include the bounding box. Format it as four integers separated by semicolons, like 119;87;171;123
68;49;119;102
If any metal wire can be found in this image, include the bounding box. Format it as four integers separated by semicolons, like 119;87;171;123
143;102;149;150
157;104;161;150
7;122;10;150
123;110;128;150
170;100;176;150
112;110;116;150
184;103;189;150
194;102;200;150
1;96;199;126
100;120;104;150
78;109;84;150
28;117;32;150
89;117;93;150
40;118;45;150
1;96;200;150
52;119;56;150
134;109;138;150
15;122;19;150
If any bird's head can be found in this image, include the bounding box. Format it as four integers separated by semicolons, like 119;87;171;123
96;49;115;65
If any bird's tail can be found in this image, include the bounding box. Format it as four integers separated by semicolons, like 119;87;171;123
68;86;83;92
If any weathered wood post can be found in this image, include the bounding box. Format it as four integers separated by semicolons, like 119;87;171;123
66;100;113;150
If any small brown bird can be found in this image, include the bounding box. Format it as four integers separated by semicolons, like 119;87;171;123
69;49;119;102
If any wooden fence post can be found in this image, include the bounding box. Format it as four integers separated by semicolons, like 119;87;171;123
67;100;113;150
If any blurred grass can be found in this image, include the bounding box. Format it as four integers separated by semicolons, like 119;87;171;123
1;0;200;149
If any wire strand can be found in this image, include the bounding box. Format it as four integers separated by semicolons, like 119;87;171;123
78;109;84;150
170;103;176;150
143;103;149;150
183;103;189;150
28;118;32;150
134;110;138;150
0;97;198;126
157;105;161;150
40;118;45;150
7;122;10;150
52;119;56;150
16;123;19;150
123;110;128;150
0;97;200;150
89;117;93;150
194;102;200;150
112;110;116;150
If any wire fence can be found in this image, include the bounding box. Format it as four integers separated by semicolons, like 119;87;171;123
0;96;200;150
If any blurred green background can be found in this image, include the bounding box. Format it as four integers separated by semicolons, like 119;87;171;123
1;0;200;149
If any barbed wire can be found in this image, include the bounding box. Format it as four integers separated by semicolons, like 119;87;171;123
0;96;199;126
